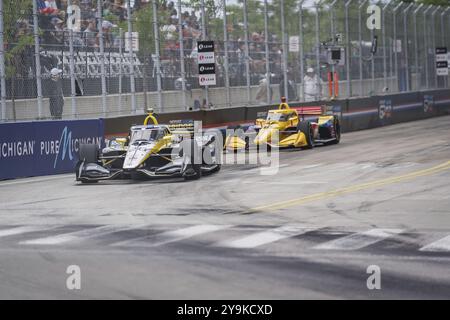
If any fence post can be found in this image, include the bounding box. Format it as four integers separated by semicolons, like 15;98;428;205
444;8;450;88
423;5;433;89
314;1;321;101
298;0;305;102
32;0;43;119
243;0;251;105
382;1;392;93
118;28;123;114
403;3;414;93
431;6;440;89
69;29;77;118
359;0;368;96
152;0;162;112
200;0;210;108
413;4;423;91
264;0;271;104
393;2;402;93
126;0;137;114
345;0;353;98
281;0;289;101
0;0;6;121
97;0;107;117
222;0;231;107
177;0;187;110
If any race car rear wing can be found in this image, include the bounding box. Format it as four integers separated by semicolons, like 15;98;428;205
292;106;324;116
168;119;195;135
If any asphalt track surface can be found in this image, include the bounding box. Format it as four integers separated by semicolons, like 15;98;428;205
0;116;449;299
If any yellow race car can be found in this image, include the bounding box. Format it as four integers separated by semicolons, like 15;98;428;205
75;110;221;183
254;102;341;149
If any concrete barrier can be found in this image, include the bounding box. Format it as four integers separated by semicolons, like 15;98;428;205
104;89;450;136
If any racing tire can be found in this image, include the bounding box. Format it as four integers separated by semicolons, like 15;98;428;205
183;140;202;181
79;144;99;163
329;117;341;145
203;164;221;176
298;121;314;149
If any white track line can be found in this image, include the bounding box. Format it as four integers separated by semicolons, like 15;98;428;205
0;226;51;238
314;228;404;250
112;224;232;247
20;225;140;245
420;235;450;252
216;225;312;249
0;174;72;187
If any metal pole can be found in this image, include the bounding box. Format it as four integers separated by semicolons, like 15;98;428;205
222;0;231;107
329;0;338;99
243;0;251;105
413;4;423;91
432;6;440;89
0;0;6;121
424;6;433;89
264;0;271;104
403;3;414;92
443;8;450;88
177;0;187;110
330;0;337;38
200;0;209;108
32;0;43;119
382;1;392;92
314;1;321;101
69;29;77;118
152;0;162;112
118;28;123;114
359;0;368;96
127;0;137;113
67;0;77;118
97;0;107;117
299;0;305;102
281;0;289;101
393;2;402;93
345;0;353;98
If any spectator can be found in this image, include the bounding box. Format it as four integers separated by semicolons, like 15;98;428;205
50;17;65;43
303;67;323;102
96;20;117;48
84;19;97;46
80;0;96;23
49;68;64;120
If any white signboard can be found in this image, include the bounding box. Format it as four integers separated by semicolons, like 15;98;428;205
125;32;139;52
197;52;215;64
393;40;402;53
436;47;448;76
437;67;449;76
199;74;216;86
289;36;300;53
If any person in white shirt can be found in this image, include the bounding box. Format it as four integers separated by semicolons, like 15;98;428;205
303;67;324;102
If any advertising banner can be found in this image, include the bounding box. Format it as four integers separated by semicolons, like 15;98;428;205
0;119;104;180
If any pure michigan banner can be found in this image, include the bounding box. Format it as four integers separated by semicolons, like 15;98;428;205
0;120;104;180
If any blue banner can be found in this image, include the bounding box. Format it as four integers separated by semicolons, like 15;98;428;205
0;119;104;180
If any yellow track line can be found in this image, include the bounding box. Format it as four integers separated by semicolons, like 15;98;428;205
251;161;450;212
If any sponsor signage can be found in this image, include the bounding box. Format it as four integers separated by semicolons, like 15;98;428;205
198;63;216;75
197;41;214;53
0;120;104;180
436;47;449;76
289;36;299;53
199;74;216;86
125;31;139;52
197;52;215;64
197;41;216;86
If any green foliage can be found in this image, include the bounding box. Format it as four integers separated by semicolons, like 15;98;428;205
3;0;33;78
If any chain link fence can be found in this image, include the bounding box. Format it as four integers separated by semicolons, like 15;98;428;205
1;0;450;121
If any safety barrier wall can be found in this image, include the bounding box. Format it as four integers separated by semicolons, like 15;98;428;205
105;89;450;137
0;119;104;180
1;89;448;180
